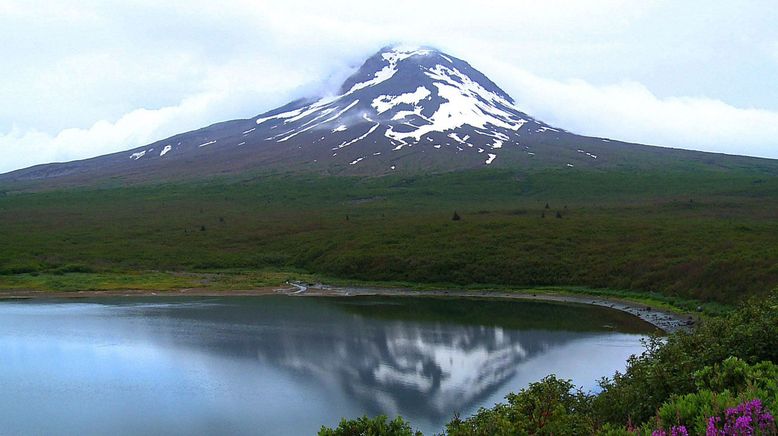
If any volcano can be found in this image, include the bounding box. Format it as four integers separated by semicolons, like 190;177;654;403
1;46;768;185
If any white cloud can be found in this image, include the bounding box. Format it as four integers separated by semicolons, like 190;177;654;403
0;93;217;173
482;62;778;158
0;56;313;174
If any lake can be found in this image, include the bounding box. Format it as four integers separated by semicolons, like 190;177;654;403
0;296;655;435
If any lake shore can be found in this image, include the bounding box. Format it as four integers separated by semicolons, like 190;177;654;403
277;283;694;333
0;282;694;333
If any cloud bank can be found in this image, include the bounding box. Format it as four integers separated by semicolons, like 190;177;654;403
486;64;778;159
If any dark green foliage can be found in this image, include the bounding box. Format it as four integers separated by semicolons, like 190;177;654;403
445;376;594;435
50;264;95;275
695;357;778;394
441;356;778;436
1;168;777;302
0;262;43;275
593;290;778;425
318;415;421;436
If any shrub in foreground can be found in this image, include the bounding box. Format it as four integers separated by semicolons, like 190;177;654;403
593;290;778;425
650;357;778;434
318;415;421;436
444;376;593;435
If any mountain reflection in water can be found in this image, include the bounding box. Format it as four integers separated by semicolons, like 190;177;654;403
0;296;653;435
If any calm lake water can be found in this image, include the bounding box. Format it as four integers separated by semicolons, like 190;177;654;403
0;296;655;435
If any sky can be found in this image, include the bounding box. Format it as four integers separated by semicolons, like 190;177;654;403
1;0;777;173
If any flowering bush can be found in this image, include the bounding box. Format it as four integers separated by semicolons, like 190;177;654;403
594;291;778;426
706;399;776;435
648;357;777;434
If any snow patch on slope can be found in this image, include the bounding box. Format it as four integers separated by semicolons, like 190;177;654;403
277;100;359;142
336;121;381;149
372;86;431;114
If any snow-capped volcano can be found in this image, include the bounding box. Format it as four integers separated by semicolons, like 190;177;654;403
249;46;556;168
6;45;741;184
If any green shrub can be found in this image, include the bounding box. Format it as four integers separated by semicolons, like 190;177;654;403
695;357;778;395
445;376;593;435
651;358;778;434
593;290;778;425
598;423;652;435
318;415;421;436
0;262;43;275
51;264;96;275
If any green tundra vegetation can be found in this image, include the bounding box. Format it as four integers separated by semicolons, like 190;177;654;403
320;291;778;435
1;167;777;304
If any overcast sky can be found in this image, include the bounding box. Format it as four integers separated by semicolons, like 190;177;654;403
1;0;777;173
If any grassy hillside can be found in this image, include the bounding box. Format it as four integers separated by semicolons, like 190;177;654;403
1;166;777;303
